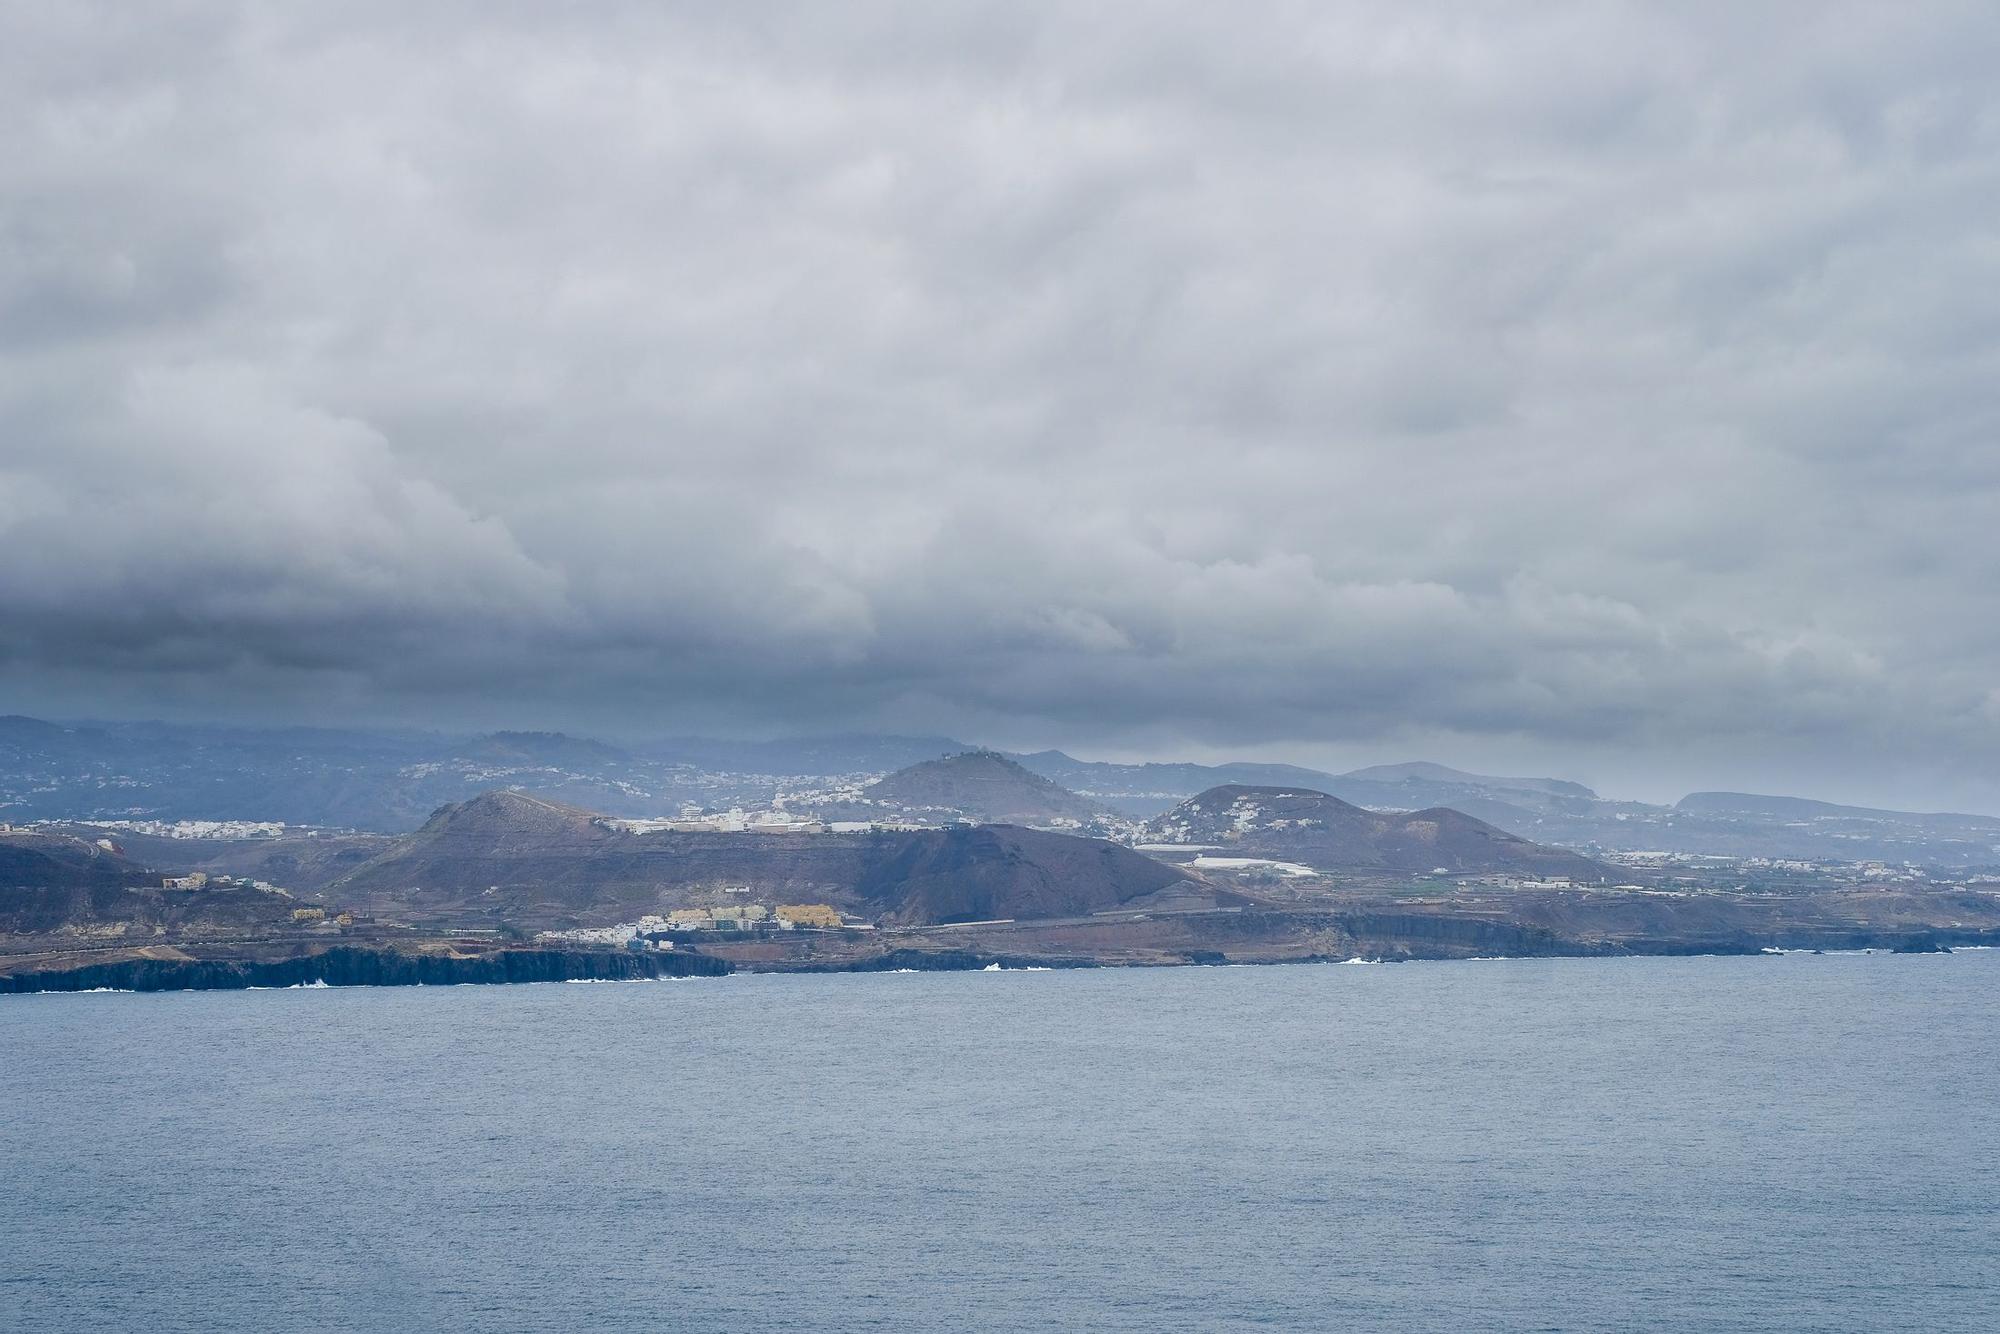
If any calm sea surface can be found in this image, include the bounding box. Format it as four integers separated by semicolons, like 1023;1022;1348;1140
4;951;1997;1332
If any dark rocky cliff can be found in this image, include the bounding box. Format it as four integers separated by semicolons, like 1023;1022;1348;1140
0;945;729;994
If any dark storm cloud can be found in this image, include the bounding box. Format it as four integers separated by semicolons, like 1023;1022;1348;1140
4;1;2000;806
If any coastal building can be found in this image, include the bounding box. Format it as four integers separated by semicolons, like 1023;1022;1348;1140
775;904;842;928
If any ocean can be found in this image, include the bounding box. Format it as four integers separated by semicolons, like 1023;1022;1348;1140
4;951;1997;1332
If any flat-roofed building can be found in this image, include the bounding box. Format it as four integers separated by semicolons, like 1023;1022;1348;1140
775;903;843;928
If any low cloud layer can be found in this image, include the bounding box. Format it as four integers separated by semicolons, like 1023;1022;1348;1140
5;3;1999;807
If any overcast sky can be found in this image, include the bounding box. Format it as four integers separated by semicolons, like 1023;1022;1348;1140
4;2;1999;808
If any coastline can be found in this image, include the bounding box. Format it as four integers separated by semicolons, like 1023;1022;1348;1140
4;922;1993;995
0;944;728;995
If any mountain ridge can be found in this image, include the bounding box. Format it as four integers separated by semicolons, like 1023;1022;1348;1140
1145;785;1616;881
5;712;1998;867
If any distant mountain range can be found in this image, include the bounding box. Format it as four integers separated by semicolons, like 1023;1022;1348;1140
454;731;631;767
1336;761;1596;799
636;733;970;775
1013;752;2000;867
1012;751;1603;821
0;716;974;832
4;715;1998;869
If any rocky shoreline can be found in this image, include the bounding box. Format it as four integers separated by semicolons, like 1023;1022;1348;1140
0;944;730;995
5;917;1997;995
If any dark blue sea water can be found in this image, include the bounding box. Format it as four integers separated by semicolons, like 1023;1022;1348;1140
4;951;1998;1332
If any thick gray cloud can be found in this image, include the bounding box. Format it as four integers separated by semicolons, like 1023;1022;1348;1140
4;1;1999;807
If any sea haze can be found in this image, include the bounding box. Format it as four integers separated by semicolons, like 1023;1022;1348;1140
5;952;1997;1332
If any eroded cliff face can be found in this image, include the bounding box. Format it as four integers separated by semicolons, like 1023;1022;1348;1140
0;945;729;994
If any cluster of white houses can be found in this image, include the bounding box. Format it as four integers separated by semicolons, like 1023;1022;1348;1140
599;810;933;835
538;903;850;949
160;871;278;891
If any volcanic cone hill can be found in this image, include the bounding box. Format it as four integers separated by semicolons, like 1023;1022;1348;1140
853;824;1217;926
854;750;1107;825
1145;785;1616;880
326;789;1208;929
324;790;715;918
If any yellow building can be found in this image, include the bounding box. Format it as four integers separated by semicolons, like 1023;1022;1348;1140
775;904;843;929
